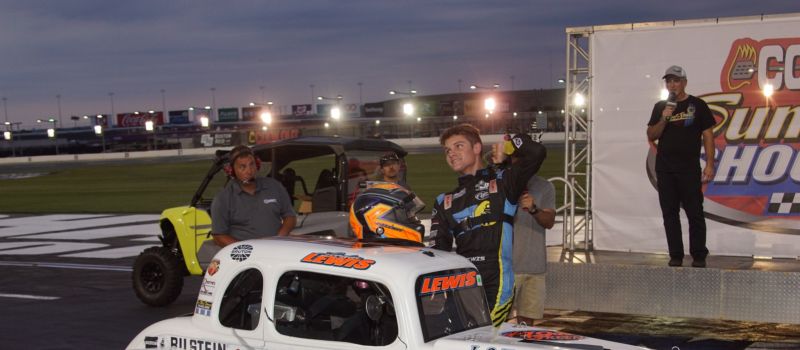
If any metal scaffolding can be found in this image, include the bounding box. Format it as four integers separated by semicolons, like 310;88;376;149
562;27;593;252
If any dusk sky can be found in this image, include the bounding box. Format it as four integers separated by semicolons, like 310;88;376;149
2;1;800;128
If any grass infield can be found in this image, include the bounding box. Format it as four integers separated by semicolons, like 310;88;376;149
0;148;572;214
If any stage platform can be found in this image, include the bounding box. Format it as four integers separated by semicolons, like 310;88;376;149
544;246;800;324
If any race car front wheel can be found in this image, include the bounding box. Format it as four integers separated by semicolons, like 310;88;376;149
132;246;184;306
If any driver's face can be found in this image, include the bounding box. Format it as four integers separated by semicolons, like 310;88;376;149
443;135;481;174
381;161;401;180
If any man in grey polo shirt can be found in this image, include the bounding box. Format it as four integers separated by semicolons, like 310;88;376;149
210;145;297;247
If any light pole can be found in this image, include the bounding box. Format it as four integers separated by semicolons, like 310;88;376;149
3;121;17;157
37;118;59;154
310;84;316;106
259;86;265;104
109;92;115;123
56;94;63;128
357;82;363;105
94;122;106;153
160;89;167;117
510;75;515;90
458;79;463;93
471;83;500;132
2;97;7;123
390;88;418;138
318;95;343;135
210;87;216;121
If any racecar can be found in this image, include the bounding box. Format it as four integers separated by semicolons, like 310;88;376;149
127;236;647;350
132;136;408;307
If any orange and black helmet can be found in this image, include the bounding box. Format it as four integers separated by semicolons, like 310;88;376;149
349;182;425;243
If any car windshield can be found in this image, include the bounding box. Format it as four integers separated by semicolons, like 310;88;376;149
414;268;491;342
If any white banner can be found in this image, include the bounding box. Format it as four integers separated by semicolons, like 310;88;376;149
590;15;800;257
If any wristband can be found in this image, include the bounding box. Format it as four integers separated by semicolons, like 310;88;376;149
528;205;540;215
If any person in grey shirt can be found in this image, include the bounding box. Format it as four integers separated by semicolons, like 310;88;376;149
210;145;297;247
511;175;555;325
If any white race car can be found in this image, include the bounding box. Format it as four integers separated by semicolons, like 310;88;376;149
127;236;647;350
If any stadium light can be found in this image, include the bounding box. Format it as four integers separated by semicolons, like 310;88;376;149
484;97;496;113
47;128;55;138
93;125;103;135
145;120;154;132
3;131;10;141
573;93;586;107
375;119;380;125
200;116;210;128
402;103;414;117
470;83;500;90
331;107;341;120
260;112;272;125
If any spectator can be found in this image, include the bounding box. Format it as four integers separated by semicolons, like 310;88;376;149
210;145;297;247
511;174;555;325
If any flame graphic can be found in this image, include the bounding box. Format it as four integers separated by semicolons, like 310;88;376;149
726;44;757;90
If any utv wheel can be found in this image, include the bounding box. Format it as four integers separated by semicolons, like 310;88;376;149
133;246;184;307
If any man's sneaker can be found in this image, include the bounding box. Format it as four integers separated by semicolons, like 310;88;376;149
668;257;682;267
692;259;706;268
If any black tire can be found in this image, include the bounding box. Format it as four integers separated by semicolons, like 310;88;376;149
132;246;184;307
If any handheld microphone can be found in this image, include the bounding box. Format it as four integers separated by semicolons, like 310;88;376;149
666;92;677;109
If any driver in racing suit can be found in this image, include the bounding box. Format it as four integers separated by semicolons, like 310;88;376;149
431;124;546;326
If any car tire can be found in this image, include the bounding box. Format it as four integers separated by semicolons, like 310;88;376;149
133;246;184;307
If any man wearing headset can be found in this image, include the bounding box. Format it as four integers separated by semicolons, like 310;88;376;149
210;145;297;247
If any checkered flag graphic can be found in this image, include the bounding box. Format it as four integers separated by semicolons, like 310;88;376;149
768;192;800;214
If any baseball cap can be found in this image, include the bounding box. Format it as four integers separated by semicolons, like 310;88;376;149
662;65;687;79
379;152;400;167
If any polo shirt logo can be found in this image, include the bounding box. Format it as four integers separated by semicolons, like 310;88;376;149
263;198;277;204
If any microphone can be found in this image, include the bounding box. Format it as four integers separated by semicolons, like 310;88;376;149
666;92;677;109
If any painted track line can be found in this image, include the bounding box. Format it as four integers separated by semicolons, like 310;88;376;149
0;260;132;272
0;293;60;300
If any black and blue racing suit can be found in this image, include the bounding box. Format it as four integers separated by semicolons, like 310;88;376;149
431;134;546;326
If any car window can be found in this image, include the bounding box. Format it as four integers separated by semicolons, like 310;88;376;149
274;270;398;346
218;268;263;331
415;268;491;342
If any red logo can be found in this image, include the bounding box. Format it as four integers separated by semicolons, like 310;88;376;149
419;271;477;295
502;330;584;341
301;252;375;270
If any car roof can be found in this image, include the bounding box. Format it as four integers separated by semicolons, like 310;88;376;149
216;136;407;164
217;236;470;280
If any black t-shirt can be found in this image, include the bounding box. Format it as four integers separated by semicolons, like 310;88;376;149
648;95;716;172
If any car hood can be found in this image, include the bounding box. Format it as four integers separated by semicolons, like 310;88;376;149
432;323;648;350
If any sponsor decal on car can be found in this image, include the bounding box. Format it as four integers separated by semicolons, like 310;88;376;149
166;336;229;350
419;270;478;295
207;259;220;276
301;252;376;270
144;336;158;349
195;299;213;316
502;330;585;341
199;278;215;297
230;244;253;262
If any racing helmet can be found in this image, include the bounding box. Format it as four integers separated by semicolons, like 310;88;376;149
349;182;425;243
